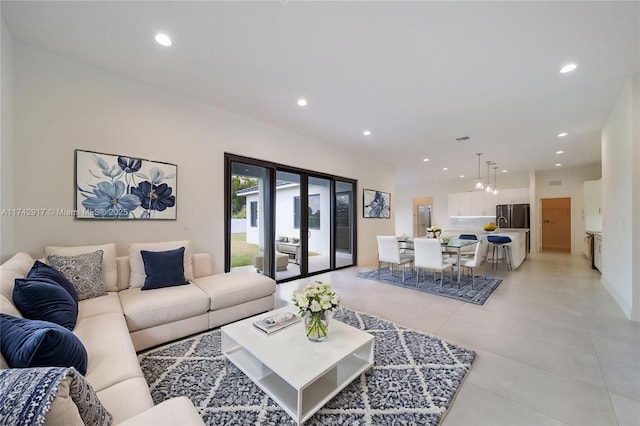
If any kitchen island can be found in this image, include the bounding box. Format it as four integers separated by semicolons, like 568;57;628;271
440;227;529;269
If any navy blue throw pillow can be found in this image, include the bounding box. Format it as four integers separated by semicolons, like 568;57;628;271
141;247;189;290
13;278;78;330
27;260;78;302
0;314;87;375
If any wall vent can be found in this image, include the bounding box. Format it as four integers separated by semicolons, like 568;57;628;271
548;180;562;187
455;136;471;142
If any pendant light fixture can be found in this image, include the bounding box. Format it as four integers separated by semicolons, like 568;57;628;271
474;153;484;190
484;161;493;193
492;165;499;195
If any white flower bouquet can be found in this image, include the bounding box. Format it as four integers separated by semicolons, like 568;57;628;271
292;281;340;341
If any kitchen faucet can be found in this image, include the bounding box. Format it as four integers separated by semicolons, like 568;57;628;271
498;216;508;227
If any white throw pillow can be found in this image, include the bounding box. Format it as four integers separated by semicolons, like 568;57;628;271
128;240;193;288
44;244;117;292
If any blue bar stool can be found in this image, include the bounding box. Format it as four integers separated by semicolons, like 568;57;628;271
487;235;513;271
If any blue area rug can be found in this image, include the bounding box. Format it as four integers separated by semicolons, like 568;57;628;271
139;307;476;425
356;268;502;305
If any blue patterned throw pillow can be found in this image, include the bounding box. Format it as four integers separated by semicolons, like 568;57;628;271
47;250;106;301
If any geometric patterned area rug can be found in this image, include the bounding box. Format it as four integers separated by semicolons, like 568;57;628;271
357;268;502;305
138;307;477;425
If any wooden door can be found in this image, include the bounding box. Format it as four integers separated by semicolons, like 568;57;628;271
541;197;571;252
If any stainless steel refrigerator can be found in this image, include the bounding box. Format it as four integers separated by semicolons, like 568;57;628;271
416;205;432;237
496;204;530;228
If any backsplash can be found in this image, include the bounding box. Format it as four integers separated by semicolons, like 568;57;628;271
448;216;495;228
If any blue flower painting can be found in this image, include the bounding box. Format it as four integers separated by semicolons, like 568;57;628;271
76;150;177;220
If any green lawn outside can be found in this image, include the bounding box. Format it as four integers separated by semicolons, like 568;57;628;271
231;233;259;267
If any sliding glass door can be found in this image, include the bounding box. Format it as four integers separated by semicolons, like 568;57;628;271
225;154;356;282
227;160;273;277
335;180;355;268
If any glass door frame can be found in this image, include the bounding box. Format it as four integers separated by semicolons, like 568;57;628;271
224;153;357;282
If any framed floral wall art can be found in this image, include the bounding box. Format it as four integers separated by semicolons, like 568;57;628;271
75;149;177;220
363;188;391;218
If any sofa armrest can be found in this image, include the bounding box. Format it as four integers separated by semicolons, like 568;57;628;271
115;397;204;426
192;253;212;278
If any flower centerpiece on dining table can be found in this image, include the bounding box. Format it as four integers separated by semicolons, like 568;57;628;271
426;226;442;238
292;281;341;342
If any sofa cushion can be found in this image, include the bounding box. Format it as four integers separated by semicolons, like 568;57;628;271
192;271;276;310
0;314;88;374
0;252;35;301
77;292;123;320
27;260;78;302
116;396;204;426
1;294;22;318
129;240;194;288
119;284;209;332
47;250;107;301
96;378;154;425
73;312;143;392
13;278;78;330
141;247;189;290
45;244;118;292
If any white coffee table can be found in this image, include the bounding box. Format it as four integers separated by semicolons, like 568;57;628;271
221;307;374;425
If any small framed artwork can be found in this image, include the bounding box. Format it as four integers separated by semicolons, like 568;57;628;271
75;149;177;220
363;189;391;218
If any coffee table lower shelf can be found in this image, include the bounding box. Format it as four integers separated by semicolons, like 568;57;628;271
222;337;373;424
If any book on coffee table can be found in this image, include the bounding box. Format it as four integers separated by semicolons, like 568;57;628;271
252;311;300;335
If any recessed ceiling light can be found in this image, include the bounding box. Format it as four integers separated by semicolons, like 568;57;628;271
502;170;508;173
423;158;429;162
556;150;564;154
442;167;448;171
363;130;371;136
154;33;172;47
460;175;465;178
297;98;308;107
555;163;562;167
558;132;568;137
560;63;577;74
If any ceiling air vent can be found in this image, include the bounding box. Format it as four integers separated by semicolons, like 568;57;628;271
548;180;562;187
455;136;471;142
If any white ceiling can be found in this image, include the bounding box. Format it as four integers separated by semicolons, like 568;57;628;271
2;1;639;185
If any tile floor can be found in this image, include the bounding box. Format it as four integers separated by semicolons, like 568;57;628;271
274;252;640;425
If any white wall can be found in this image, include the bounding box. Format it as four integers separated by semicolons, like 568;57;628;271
0;18;14;260
534;164;601;255
3;42;395;269
601;74;639;320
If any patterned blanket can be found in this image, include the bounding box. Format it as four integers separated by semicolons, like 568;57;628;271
0;367;112;426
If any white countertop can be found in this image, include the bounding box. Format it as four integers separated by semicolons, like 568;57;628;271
443;227;529;235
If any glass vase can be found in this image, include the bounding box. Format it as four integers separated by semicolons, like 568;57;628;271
305;311;329;342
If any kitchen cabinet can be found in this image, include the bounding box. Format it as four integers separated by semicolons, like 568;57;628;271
497;187;529;205
593;233;602;271
471;191;497;216
448;191;496;217
583;179;602;232
448;192;471;216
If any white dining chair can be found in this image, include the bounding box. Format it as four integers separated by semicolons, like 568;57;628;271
376;236;414;282
414;238;454;290
450;240;483;289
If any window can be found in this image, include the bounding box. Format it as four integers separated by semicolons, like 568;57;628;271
294;194;320;230
250;201;258;227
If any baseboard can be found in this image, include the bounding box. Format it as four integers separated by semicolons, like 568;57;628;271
601;275;633;320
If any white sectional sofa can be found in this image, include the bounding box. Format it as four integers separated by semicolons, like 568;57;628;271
0;242;276;425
